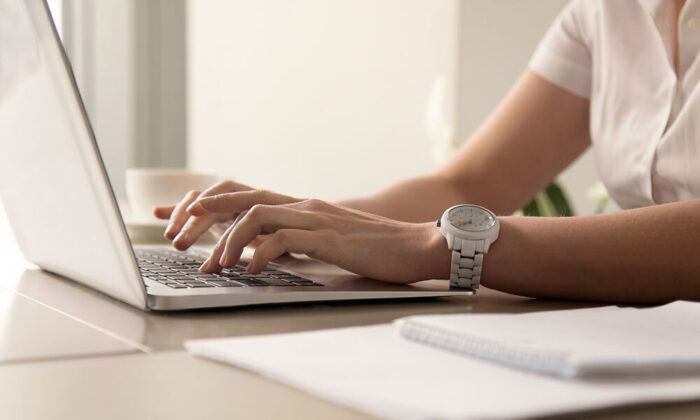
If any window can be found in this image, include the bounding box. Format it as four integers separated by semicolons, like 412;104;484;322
47;0;62;38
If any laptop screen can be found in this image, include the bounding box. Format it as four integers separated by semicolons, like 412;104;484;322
0;0;147;308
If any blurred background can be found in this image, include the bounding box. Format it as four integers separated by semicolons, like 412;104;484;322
48;0;611;216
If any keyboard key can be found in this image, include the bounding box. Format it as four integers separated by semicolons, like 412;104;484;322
165;284;188;289
188;284;214;288
235;278;269;287
168;275;196;281
159;262;183;267
272;275;302;281
264;270;293;276
247;274;274;279
261;277;295;286
290;280;322;286
154;270;177;275
190;273;222;279
206;280;242;287
214;282;243;287
205;280;229;285
178;262;199;267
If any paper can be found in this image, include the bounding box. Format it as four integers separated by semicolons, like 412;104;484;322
186;306;700;419
397;301;700;378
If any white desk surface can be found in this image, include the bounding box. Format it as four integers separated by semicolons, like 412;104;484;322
1;206;699;419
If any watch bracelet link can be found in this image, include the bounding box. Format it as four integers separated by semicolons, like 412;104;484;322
449;238;485;289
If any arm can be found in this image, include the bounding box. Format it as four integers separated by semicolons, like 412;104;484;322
481;200;700;304
340;70;591;222
186;193;700;304
158;70;589;247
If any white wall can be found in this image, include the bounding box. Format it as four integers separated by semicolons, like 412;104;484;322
188;0;610;214
187;0;458;201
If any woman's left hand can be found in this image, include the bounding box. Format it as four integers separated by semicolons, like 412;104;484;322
187;191;450;283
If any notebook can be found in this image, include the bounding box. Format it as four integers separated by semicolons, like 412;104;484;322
397;301;700;378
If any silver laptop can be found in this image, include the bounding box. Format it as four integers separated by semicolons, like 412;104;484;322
0;0;471;311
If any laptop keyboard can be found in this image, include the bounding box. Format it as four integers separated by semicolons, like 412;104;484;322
135;249;323;289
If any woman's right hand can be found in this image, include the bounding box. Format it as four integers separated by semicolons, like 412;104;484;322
152;180;300;250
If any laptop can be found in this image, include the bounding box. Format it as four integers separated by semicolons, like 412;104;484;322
0;0;472;311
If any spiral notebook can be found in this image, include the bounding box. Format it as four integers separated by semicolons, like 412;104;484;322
396;301;700;379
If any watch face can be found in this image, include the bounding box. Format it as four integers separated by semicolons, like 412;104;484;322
447;205;495;232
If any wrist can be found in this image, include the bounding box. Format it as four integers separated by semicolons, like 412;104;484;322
424;222;452;280
480;215;511;286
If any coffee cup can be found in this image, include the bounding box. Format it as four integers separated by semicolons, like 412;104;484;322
125;168;219;221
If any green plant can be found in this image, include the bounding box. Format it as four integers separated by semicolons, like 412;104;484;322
519;182;574;217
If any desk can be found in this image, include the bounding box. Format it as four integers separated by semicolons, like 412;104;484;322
1;209;699;419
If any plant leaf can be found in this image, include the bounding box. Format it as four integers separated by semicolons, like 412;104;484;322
520;182;574;217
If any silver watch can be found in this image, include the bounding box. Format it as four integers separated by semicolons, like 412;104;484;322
437;204;499;290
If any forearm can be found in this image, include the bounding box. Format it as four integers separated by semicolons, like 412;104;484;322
338;174;468;223
480;200;700;304
340;72;591;223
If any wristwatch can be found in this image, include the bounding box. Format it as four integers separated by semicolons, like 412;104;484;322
437;204;499;290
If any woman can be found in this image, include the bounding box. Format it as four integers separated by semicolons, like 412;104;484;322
155;0;700;304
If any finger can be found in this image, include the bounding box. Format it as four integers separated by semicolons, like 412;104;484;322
218;205;322;268
164;190;200;240
247;229;328;273
168;180;249;246
200;224;234;273
172;213;217;250
201;179;253;198
208;221;233;238
227;208;249;231
189;190;301;217
153;205;175;220
248;234;269;249
184;180;254;216
198;211;248;259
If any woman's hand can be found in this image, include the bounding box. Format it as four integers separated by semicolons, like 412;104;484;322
187;191;451;283
153;180;300;250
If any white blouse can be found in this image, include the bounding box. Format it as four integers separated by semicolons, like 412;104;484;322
529;0;700;209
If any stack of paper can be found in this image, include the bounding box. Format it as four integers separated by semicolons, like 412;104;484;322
186;301;700;419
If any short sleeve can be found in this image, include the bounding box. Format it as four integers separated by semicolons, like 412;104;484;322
529;0;592;99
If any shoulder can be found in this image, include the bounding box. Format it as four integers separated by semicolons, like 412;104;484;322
557;0;651;44
552;0;603;47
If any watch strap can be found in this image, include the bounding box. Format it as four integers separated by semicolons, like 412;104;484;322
449;238;485;289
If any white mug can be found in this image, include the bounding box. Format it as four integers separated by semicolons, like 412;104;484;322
125;168;219;220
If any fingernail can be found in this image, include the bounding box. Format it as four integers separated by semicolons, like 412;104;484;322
219;254;229;267
164;225;175;240
186;202;200;214
174;233;191;250
174;231;188;243
199;260;209;272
